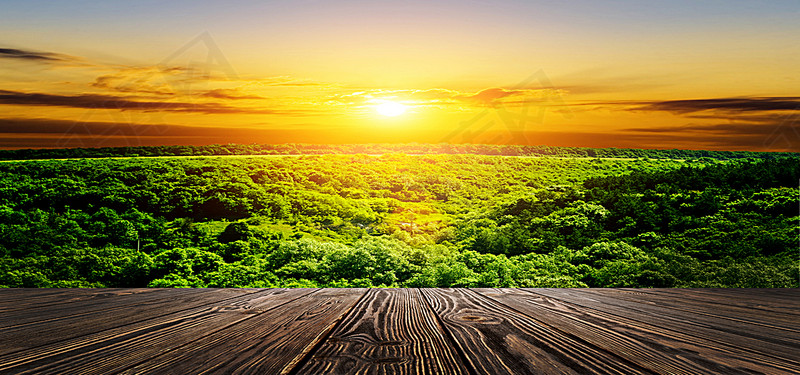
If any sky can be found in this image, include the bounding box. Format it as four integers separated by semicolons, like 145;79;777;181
1;0;799;151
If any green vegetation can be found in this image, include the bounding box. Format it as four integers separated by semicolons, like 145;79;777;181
2;143;796;160
0;148;797;288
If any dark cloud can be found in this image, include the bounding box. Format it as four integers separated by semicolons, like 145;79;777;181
0;117;223;149
0;89;306;115
0;47;76;63
636;97;800;113
624;123;790;135
0;117;319;149
0;117;223;137
1;116;795;152
623;115;799;151
0;117;259;149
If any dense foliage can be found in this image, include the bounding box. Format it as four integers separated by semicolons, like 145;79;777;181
0;150;797;288
2;143;796;161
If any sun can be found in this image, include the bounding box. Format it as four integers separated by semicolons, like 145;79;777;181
375;101;407;117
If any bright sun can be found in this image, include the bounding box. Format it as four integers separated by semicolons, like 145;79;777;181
375;101;407;117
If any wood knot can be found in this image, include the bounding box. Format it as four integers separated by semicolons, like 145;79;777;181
376;340;404;347
372;357;404;364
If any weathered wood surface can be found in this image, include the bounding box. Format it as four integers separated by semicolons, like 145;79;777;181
0;288;797;374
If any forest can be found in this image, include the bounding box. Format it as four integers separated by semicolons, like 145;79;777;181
2;143;796;160
0;147;797;288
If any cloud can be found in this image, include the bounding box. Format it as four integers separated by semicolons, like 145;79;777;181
92;73;174;96
0;89;304;115
463;88;521;104
0;47;77;63
0;117;326;149
90;66;204;96
623;115;799;151
625;122;795;135
635;97;800;113
0;117;224;149
327;87;563;108
0;117;243;137
200;88;263;100
1;116;795;152
614;97;800;150
250;76;333;87
90;67;304;99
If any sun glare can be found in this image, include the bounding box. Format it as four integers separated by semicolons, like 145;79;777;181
375;101;407;117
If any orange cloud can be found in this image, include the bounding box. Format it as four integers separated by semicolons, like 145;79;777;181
200;88;264;100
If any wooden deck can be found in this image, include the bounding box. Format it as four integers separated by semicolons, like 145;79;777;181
0;288;798;374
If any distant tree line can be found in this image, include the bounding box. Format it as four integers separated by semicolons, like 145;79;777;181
1;143;796;161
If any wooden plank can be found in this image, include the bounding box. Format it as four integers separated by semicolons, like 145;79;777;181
0;288;316;374
0;288;191;329
118;288;366;375
0;288;109;303
1;288;798;374
527;288;800;363
624;288;800;317
674;288;800;301
0;288;160;313
297;288;468;375
420;288;656;375
558;288;800;336
476;288;800;375
0;288;259;355
603;288;800;331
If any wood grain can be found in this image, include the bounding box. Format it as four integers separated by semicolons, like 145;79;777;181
0;288;254;355
297;288;468;375
0;288;315;374
477;288;800;374
120;288;366;375
0;288;166;318
0;288;797;375
528;288;800;364
620;288;800;325
420;287;657;375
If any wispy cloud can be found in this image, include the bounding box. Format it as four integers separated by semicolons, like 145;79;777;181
0;117;237;136
0;117;325;148
0;89;304;115
625;122;795;135
327;87;563;108
0;47;78;63
623;114;799;152
89;66;230;96
254;76;333;87
635;97;800;113
90;67;321;99
200;88;264;100
91;67;181;96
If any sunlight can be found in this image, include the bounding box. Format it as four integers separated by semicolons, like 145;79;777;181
375;101;407;117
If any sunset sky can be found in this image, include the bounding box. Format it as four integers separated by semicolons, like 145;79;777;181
1;0;798;151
